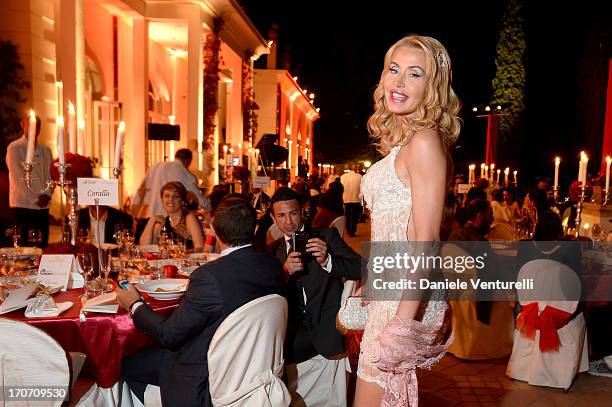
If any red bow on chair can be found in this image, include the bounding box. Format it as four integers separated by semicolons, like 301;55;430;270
516;302;573;352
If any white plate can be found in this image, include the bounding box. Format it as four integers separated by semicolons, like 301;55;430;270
136;278;188;300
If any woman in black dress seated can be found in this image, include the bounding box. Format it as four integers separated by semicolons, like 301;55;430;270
139;181;205;251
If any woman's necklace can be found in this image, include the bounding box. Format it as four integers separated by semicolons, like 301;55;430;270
169;213;182;226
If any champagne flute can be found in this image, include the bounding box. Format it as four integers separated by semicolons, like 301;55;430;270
100;248;113;292
76;252;95;298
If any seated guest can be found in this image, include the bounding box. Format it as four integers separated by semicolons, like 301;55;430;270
311;182;344;229
268;187;361;406
516;210;581;274
77;205;133;244
248;187;271;211
117;197;285;406
502;187;521;223
490;189;511;225
139;181;204;251
450;199;493;242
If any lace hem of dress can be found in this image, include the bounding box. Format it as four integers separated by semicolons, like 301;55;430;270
356;365;387;389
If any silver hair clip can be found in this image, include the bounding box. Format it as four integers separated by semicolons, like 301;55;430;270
436;51;447;69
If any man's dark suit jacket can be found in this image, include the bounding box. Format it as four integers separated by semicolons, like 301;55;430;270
271;228;361;364
131;246;284;406
77;207;133;243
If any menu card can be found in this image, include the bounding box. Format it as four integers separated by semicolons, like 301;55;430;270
0;284;39;314
35;255;83;291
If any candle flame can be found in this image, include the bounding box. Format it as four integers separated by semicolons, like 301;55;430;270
504;167;510;173
607;156;612;164
78;119;86;129
513;171;517;175
29;110;35;119
68;101;75;114
497;169;501;173
56;81;63;88
57;116;64;126
469;164;475;169
555;156;561;164
118;121;126;131
223;145;228;152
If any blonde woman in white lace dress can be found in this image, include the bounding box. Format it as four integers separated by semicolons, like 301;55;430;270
354;35;461;407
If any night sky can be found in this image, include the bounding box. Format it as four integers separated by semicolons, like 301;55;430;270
240;0;611;191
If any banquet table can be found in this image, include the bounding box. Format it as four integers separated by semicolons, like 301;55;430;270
4;288;180;389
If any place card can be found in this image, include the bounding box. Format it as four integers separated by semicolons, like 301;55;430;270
77;178;119;206
457;183;470;194
252;176;271;189
35;255;82;291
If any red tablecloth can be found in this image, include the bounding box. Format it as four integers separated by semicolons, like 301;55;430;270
5;289;179;388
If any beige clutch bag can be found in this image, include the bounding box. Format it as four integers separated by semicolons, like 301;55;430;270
336;296;369;334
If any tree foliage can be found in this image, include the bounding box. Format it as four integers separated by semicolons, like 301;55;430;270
491;0;526;143
0;40;30;146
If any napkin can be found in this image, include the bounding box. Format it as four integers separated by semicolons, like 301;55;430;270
0;284;39;314
68;272;85;289
24;295;73;318
82;292;119;314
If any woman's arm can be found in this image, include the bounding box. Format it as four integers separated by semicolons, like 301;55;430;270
395;129;447;321
139;216;163;245
185;212;205;251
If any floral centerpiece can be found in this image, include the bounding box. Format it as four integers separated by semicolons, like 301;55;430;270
50;153;94;185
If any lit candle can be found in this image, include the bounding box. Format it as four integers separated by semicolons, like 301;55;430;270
579;152;588;186
605;156;611;199
496;169;501;185
113;121;125;169
57;116;65;165
513;170;518;186
222;145;228;172
554;157;560;189
238;142;243;165
504;167;510;186
67;101;76;153
468;164;475;185
56;81;63;117
480;163;485;178
77;119;85;155
26;110;36;163
318;163;322;174
490;163;495;181
484;165;489;180
577;151;585;185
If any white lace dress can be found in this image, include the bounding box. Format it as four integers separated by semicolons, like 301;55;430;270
358;145;450;402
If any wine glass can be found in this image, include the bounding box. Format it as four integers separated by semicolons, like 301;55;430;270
114;224;124;246
100;248;113;293
28;228;42;250
123;229;135;247
76;252;94;298
7;225;19;248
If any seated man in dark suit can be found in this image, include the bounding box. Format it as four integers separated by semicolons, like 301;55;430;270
77;205;133;244
268;187;361;407
116;197;284;406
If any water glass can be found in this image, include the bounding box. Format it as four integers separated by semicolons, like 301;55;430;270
100;248;113;293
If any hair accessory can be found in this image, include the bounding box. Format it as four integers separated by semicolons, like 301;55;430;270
436;51;447;69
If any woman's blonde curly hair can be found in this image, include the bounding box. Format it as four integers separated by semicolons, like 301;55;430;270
368;35;462;155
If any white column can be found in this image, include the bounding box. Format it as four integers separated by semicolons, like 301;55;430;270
75;0;86;153
187;12;205;180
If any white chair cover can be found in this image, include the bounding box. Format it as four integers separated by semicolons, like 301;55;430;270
506;259;589;390
440;244;515;360
0;318;70;407
208;294;290;407
329;216;346;238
